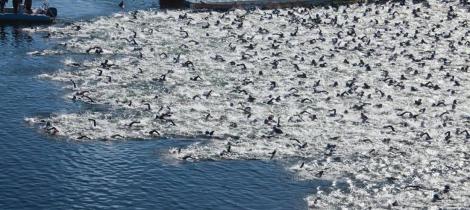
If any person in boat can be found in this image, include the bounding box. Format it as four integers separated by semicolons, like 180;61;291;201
12;0;31;14
24;0;31;14
12;0;20;13
0;0;7;13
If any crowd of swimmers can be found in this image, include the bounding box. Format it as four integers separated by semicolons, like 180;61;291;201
0;0;33;14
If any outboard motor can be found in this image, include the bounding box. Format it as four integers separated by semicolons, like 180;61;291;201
46;7;57;18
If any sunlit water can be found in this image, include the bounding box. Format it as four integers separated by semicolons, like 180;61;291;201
19;0;470;208
0;1;318;209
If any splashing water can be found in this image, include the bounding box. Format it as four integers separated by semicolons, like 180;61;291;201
25;0;470;208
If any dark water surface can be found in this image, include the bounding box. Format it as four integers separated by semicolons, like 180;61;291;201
0;1;318;209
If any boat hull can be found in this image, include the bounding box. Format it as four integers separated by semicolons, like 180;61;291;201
0;8;55;24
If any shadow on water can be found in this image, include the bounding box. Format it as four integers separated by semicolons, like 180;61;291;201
0;1;325;209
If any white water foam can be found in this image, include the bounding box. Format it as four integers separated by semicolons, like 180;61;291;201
26;1;470;208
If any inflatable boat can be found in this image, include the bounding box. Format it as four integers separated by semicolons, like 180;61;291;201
0;7;57;24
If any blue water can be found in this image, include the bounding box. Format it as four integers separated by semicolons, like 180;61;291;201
0;0;319;209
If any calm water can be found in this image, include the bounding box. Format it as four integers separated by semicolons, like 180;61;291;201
0;0;319;209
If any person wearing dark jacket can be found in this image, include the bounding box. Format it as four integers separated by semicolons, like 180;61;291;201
12;0;31;14
0;0;7;13
13;0;21;13
24;0;31;13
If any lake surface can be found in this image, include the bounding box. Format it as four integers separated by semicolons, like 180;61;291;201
0;0;318;209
